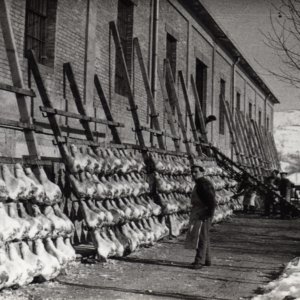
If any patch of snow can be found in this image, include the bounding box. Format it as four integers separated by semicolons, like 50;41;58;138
252;257;300;300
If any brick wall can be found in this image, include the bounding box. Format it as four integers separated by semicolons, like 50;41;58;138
0;0;276;159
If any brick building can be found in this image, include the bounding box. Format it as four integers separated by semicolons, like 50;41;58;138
0;0;279;159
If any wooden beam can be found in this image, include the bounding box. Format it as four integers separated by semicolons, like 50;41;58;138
190;75;208;143
94;74;122;144
239;112;262;178
0;117;44;133
0;0;40;157
0;82;35;97
110;21;146;148
245;115;266;176
40;106;124;127
178;70;203;156
165;60;192;155
235;110;257;176
223;100;245;166
157;59;180;152
26;50;69;161
133;38;165;150
63;63;97;144
251;119;269;173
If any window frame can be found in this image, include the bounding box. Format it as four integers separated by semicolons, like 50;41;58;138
115;0;134;96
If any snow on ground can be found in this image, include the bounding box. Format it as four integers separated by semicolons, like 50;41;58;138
252;257;300;300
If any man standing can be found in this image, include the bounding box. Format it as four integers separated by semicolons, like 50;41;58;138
263;170;279;217
188;162;216;270
278;172;293;219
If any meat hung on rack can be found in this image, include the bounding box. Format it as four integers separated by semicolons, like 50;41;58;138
64;144;170;261
0;163;76;290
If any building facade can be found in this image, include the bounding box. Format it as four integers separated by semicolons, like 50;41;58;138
0;0;279;158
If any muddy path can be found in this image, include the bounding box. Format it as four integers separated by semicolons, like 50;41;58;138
2;213;300;300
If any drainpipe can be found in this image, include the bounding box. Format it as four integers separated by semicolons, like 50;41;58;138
150;0;159;147
231;56;240;160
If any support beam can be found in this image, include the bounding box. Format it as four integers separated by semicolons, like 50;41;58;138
109;21;146;148
0;0;40;157
178;70;203;156
94;75;122;144
133;38;165;150
165;60;192;155
157;59;180;152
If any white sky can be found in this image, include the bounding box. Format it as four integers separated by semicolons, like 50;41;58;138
201;0;300;111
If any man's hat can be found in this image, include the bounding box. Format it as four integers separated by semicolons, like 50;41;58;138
191;161;205;172
280;171;288;175
272;169;279;174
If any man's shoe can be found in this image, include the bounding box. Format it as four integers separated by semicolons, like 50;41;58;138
205;261;211;266
192;264;203;270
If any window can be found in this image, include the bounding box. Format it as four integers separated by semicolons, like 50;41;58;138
267;117;270;131
115;0;134;96
236;92;241;112
166;33;177;114
25;0;57;67
258;110;262;127
219;79;226;135
166;33;177;80
195;59;207;132
249;102;252;120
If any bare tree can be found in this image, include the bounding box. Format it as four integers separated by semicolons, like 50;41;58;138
262;0;300;87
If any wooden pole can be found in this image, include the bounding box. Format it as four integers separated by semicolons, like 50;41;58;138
133;38;165;150
157;59;181;152
110;21;146;148
94;75;122;144
0;0;40;157
165;60;192;155
178;70;203;156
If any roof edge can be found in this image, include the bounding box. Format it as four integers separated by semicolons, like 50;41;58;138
181;0;280;104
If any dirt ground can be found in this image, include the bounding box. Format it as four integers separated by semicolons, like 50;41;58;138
1;213;300;300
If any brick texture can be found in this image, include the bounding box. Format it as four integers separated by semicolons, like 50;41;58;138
0;0;276;158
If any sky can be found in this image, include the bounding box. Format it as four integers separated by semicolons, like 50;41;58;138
201;0;300;111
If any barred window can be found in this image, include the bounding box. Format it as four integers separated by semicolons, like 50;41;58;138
166;33;177;114
195;59;207;129
219;79;226;135
236;92;241;112
25;0;57;67
115;0;134;96
249;102;253;120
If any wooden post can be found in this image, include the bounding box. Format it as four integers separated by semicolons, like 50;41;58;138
157;59;181;152
0;0;40;157
251;119;269;173
26;50;69;161
236;110;257;176
239;112;262;178
63;63;96;145
94;75;122;145
190;75;208;143
165;60;192;155
269;131;281;170
218;95;242;165
109;21;146;148
133;38;165;150
178;70;203;156
257;125;272;173
245;115;266;177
